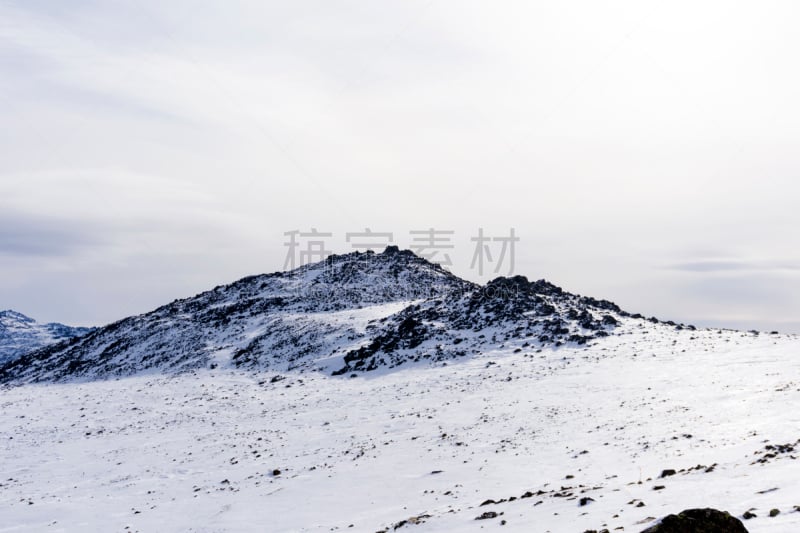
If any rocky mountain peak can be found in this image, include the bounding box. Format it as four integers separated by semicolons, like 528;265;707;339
0;310;35;324
0;249;650;383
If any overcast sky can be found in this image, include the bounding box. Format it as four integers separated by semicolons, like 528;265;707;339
2;0;799;332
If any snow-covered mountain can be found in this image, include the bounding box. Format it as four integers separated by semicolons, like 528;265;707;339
0;309;93;365
2;247;798;532
0;246;650;383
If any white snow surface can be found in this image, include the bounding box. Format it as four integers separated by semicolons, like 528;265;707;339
2;321;799;532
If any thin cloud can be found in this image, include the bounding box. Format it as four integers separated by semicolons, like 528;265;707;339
0;212;103;258
668;260;800;273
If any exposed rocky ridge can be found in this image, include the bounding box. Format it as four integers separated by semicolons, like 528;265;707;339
0;310;93;365
332;275;628;375
1;247;647;384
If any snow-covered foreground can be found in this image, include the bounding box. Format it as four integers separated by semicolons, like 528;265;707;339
2;323;799;532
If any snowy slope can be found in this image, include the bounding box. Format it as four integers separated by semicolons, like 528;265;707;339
0;310;92;365
0;323;797;532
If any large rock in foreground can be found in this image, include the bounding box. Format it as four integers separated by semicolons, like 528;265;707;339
641;508;748;532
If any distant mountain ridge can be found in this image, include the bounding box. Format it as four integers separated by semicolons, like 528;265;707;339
0;247;672;384
0;310;93;365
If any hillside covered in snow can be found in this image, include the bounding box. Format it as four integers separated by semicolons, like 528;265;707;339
0;310;93;366
1;247;798;532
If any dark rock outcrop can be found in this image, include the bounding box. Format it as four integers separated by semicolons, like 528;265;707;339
640;508;748;533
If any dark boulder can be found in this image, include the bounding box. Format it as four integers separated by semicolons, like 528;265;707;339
641;508;748;533
602;314;619;326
